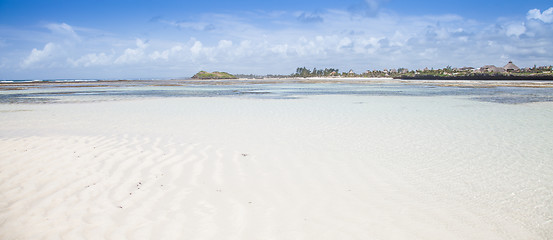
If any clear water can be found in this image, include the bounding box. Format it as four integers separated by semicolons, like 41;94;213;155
1;80;553;104
1;79;552;239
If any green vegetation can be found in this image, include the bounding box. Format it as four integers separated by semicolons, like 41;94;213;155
397;65;553;80
191;71;238;80
289;64;553;80
190;64;553;81
292;67;341;77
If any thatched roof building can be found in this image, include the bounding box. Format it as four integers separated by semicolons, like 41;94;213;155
480;65;505;73
503;61;520;72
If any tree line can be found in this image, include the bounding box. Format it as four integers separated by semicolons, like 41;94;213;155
292;67;341;77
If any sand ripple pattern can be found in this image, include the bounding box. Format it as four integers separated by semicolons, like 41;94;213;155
1;96;553;240
0;135;269;239
1;131;551;240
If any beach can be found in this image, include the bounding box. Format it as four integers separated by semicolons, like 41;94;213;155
1;79;553;239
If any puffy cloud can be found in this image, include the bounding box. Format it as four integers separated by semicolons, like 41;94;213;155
338;37;353;50
63;8;553;74
6;5;553;78
270;44;289;55
218;40;233;49
527;7;553;23
190;41;203;55
149;45;184;61
21;42;57;68
506;23;526;37
70;52;113;67
114;39;148;64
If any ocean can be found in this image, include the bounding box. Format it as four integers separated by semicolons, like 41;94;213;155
2;78;553;104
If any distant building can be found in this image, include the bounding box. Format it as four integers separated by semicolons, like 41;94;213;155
479;61;520;73
480;65;505;73
503;61;520;72
459;67;474;71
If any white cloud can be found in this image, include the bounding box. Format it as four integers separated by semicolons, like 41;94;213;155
106;9;553;73
114;39;148;64
190;41;203;56
218;40;233;49
149;50;167;61
149;45;184;61
46;23;80;41
6;5;553;79
70;52;113;67
270;44;289;55
506;23;526;37
527;7;553;23
338;37;353;50
21;42;57;68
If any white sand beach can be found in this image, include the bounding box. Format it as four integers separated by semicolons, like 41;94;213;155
1;87;553;239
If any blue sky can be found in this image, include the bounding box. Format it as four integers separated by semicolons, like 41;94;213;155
1;0;552;79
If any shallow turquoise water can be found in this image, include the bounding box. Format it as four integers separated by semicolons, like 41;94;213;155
1;80;552;238
2;81;553;104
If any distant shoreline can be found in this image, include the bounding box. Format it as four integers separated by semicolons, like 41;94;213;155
395;74;553;81
2;77;553;89
4;75;553;84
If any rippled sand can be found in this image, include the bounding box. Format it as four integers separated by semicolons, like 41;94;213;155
1;91;552;239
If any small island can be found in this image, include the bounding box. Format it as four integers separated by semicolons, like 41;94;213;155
191;71;238;80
